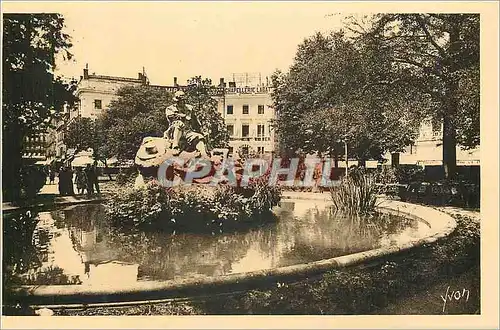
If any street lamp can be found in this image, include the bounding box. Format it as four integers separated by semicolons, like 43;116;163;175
337;139;348;177
344;139;348;177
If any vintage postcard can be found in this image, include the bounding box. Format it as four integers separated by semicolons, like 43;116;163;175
1;1;498;329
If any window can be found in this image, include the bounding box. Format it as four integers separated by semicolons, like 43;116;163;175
242;125;249;137
242;105;249;114
227;124;234;137
257;124;265;136
257;147;265;154
226;105;233;115
94;99;102;110
228;146;234;154
258;105;265;114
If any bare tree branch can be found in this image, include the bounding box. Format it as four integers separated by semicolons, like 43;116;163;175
414;14;448;59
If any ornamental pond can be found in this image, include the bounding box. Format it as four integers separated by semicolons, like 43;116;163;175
3;199;433;288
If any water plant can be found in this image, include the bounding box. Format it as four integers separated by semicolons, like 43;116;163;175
329;170;380;217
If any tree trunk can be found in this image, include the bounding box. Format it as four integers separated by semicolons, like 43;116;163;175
331;145;339;168
2;128;23;202
442;26;460;181
442;111;457;180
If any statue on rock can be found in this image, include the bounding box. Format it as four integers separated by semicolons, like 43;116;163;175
163;90;208;158
135;90;229;183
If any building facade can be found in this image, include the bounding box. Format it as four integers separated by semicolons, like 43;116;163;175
397;118;480;167
22;133;48;162
76;67;147;119
216;85;275;156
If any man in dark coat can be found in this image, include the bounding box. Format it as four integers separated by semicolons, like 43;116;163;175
85;164;94;197
58;166;67;196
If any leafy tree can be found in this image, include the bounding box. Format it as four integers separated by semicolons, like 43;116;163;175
350;14;480;179
271;31;425;164
186;76;230;150
97;85;171;160
64;116;111;170
64;117;97;152
2;14;77;202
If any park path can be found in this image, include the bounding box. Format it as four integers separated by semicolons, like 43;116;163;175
2;177;113;213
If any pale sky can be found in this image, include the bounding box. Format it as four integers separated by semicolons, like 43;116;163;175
3;2;355;85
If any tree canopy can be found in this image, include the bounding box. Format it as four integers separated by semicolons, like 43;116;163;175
272;14;479;178
64;116;110;162
185;76;230;150
271;31;426;162
2;14;76;201
350;14;480;178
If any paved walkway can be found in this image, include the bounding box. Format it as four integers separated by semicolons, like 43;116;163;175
2;178;111;213
282;191;331;201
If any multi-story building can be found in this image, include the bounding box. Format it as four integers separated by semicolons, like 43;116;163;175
397;118;480;167
216;84;275;156
22;132;48;162
50;67;149;162
76;66;148;119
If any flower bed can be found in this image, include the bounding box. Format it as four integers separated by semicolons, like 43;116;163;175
104;176;282;232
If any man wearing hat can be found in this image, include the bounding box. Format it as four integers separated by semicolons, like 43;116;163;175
164;90;208;157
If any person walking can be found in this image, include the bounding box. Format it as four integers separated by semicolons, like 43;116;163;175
85;164;94;197
91;164;101;195
58;166;67;196
66;166;75;196
49;169;55;185
75;168;87;195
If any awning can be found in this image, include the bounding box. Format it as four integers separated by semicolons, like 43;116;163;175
72;155;94;167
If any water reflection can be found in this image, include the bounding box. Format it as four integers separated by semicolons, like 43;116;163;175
4;200;431;286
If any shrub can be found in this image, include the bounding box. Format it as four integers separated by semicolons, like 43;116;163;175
395;165;425;184
116;166;138;185
8;165;47;204
374;166;398;184
330;170;379;217
105;179;281;231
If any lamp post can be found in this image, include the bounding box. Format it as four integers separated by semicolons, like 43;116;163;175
344;139;348;177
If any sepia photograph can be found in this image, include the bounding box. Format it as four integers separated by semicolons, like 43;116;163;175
1;1;498;329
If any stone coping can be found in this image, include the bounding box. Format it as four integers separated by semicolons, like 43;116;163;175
9;199;456;307
2;196;107;214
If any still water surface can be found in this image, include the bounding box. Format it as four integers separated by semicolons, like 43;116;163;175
5;200;431;286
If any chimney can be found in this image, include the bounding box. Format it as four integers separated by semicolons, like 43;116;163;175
138;72;145;84
83;67;89;79
219;78;225;87
174;77;178;87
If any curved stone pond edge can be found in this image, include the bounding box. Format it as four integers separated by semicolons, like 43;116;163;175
9;199;457;308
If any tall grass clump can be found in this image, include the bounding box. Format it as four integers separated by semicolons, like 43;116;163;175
330;169;379;217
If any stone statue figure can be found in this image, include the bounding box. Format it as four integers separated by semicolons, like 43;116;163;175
163;90;208;157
